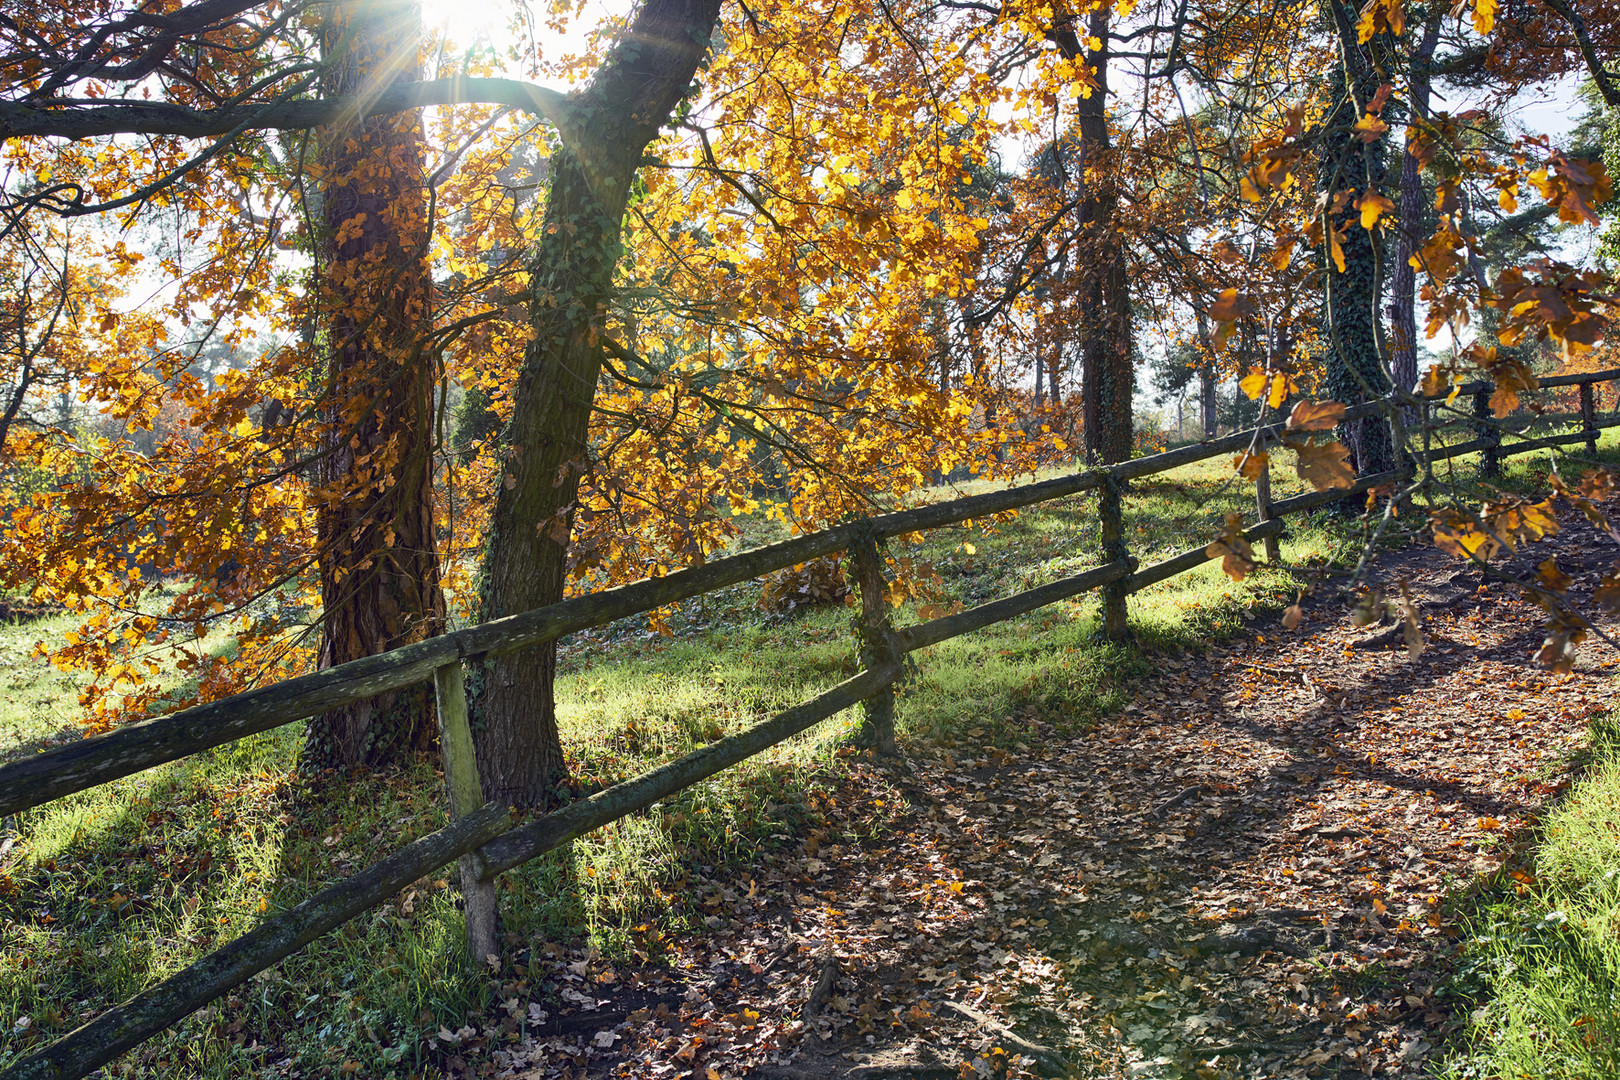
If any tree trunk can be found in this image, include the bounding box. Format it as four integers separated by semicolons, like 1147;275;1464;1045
1200;366;1217;437
1321;2;1393;479
470;0;723;808
1053;9;1133;465
1388;10;1442;397
1193;309;1218;437
304;0;446;770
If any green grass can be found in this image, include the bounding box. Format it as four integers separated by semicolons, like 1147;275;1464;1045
0;443;1524;1078
1439;713;1620;1080
1;607;88;757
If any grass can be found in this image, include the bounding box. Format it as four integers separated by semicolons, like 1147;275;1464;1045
1;430;1598;1078
1439;712;1620;1080
1;606;88;758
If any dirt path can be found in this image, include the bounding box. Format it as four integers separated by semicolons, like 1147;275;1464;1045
490;530;1617;1080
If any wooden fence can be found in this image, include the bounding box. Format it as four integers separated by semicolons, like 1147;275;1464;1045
3;368;1617;1080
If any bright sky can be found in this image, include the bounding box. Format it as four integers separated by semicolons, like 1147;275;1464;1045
419;0;634;77
420;0;507;46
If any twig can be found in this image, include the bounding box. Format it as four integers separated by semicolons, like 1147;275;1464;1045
802;954;839;1021
1146;784;1207;819
942;1000;1074;1077
1201;1041;1294;1055
1350;624;1407;650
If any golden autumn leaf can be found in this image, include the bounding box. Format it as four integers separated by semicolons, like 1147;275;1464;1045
1239;367;1295;408
1420;365;1449;398
1352;113;1389;143
1579;468;1615;502
1472;0;1497;34
1282;603;1304;630
1488;498;1559;551
1233;451;1269;481
1206;513;1257;583
1207;288;1255;322
1285;399;1345;432
1536;558;1573;595
1595;568;1620;611
1431;509;1502;563
1356;187;1396;229
1293;438;1354;491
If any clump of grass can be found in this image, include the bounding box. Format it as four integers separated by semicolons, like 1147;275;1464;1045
1439;710;1620;1080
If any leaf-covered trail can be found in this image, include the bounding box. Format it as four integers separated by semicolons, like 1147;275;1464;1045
489;539;1615;1080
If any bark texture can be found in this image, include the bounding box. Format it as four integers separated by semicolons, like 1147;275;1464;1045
470;0;723;807
304;0;446;771
1320;3;1393;480
1387;10;1442;397
1052;10;1134;465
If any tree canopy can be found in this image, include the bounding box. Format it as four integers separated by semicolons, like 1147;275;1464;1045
0;0;1615;797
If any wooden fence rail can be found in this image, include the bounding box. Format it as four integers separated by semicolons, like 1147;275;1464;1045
4;369;1618;1080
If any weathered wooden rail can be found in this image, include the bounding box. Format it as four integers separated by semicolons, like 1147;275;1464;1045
3;368;1617;1080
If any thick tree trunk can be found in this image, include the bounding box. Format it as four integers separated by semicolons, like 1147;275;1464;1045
1321;2;1393;480
304;0;445;770
1054;10;1134;465
470;0;723;808
1080;250;1133;462
1388;11;1442;397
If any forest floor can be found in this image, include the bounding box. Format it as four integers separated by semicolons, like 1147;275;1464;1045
482;524;1618;1080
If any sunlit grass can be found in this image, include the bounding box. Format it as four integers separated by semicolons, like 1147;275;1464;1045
1440;714;1620;1080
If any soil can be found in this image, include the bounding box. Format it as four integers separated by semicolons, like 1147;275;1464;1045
479;522;1619;1080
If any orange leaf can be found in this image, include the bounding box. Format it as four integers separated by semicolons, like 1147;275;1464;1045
1205;512;1257;582
1285;399;1346;432
1233;451;1269;481
1356;187;1396;229
1329;227;1347;273
1536;558;1572;594
1207;288;1255;322
1352;113;1389;143
1293;439;1354;491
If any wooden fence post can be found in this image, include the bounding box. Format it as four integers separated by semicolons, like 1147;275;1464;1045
433;662;499;966
1099;475;1133;639
1254;461;1282;564
1581;380;1598;455
851;528;897;755
1472;388;1501;477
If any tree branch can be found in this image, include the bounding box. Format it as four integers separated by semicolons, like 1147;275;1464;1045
0;76;574;141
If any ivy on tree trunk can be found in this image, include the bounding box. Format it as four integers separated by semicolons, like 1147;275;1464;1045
469;0;723;808
1320;3;1394;480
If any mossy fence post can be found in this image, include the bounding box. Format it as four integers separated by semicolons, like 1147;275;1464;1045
1099;475;1135;639
1254;458;1282;564
1581;381;1598;455
1472;387;1502;477
851;525;897;755
433;661;498;966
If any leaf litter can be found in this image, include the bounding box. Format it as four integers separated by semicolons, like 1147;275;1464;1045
456;529;1616;1080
